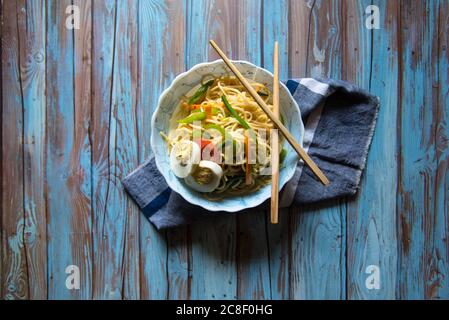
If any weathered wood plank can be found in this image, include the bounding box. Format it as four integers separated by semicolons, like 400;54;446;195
17;0;47;299
1;0;28;300
72;0;93;298
0;0;3;294
92;0;140;299
166;226;189;300
397;0;444;299
91;0;116;299
235;0;272;300
46;0;92;299
288;0;310;78
162;0;190;300
345;0;399;299
138;0;186;299
137;0;167;299
0;0;445;300
118;0;140;299
186;0;238;300
263;0;289;76
263;0;290;300
433;0;449;299
288;0;345;300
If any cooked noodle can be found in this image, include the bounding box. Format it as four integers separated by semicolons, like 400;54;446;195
162;75;283;199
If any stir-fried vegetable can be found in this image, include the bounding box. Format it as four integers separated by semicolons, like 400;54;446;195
192;105;219;118
199;139;212;150
192;127;202;141
188;80;214;105
177;111;206;123
222;95;260;183
279;148;287;164
190;107;202;113
222;95;258;143
192;104;219;114
221;95;251;130
204;123;225;138
199;139;220;162
222;134;238;157
244;132;252;185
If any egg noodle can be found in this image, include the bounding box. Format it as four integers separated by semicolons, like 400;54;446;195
161;75;284;199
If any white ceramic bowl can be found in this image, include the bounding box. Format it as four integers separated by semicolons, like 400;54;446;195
150;60;303;212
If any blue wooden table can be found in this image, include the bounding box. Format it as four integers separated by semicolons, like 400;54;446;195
1;0;448;300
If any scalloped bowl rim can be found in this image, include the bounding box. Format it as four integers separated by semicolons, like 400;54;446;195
150;59;303;212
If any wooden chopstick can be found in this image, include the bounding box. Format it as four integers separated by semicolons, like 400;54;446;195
271;42;280;224
209;40;330;186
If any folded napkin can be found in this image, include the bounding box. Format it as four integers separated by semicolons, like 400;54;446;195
122;78;380;229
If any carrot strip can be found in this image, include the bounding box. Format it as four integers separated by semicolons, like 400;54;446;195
191;104;218;119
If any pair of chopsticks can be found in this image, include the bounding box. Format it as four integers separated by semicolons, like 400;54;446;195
209;40;329;224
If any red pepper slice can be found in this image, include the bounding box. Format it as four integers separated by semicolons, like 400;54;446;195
200;139;212;150
199;139;220;163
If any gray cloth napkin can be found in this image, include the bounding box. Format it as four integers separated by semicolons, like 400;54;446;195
122;78;380;229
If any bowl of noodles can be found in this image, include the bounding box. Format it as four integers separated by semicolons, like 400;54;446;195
151;60;303;212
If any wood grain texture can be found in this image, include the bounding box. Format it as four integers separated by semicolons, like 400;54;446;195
1;0;448;300
92;0;140;299
398;0;448;299
166;226;189;299
1;0;29;300
46;0;92;299
153;0;189;301
345;0;399;299
91;0;116;299
0;0;3;294
137;0;186;300
288;0;310;78
288;0;346;300
116;0;140;299
434;0;449;299
73;0;94;297
164;0;189;300
17;0;47;299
